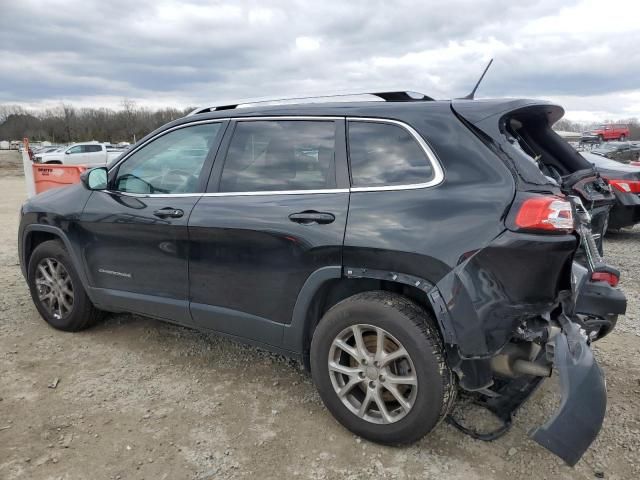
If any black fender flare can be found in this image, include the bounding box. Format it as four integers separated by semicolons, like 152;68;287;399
21;224;92;296
344;266;458;346
282;266;342;352
282;265;458;355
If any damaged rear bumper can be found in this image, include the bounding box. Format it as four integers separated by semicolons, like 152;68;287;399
530;321;607;466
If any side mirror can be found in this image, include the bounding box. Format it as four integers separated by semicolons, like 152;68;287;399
81;167;108;190
65;150;70;154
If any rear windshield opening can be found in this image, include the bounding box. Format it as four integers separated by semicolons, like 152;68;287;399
503;112;591;184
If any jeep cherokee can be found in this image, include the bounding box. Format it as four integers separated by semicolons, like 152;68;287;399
19;91;614;465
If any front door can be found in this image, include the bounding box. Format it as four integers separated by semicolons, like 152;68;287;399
79;120;226;323
188;118;350;346
64;145;86;165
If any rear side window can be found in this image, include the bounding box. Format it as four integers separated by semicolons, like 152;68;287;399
85;145;102;153
348;121;434;187
219;120;336;192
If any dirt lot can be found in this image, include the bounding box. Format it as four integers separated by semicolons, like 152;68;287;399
1;149;639;479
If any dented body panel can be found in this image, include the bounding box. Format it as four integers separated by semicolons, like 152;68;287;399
431;231;576;357
530;321;607;466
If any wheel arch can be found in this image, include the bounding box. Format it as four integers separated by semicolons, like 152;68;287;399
283;266;453;371
21;225;90;289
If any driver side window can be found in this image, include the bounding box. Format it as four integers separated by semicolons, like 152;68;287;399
114;123;222;194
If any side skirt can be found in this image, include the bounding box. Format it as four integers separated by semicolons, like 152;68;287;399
87;287;299;360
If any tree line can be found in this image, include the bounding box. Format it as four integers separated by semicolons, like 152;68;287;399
2;101;639;143
0;101;192;144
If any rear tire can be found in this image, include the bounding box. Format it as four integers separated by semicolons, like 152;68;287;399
310;291;455;445
27;240;102;331
619;134;626;141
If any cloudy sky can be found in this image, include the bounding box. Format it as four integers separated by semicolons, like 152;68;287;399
1;0;638;122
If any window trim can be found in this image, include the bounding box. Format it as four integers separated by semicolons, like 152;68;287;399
346;117;444;192
106;119;227;196
211;116;343;195
105;115;444;198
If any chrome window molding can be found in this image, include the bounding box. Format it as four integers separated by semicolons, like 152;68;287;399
346;117;445;192
107;118;229;173
107;189;349;199
104;190;202;198
106;115;444;198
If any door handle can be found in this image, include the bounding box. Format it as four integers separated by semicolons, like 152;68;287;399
288;211;335;225
153;207;184;219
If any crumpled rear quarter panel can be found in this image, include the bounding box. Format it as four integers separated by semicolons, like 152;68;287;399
437;231;577;357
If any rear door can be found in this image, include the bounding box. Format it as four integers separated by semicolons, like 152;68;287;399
188;117;350;347
84;144;106;165
80;120;226;323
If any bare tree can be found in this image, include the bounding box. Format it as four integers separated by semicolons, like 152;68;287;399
0;103;192;143
121;98;137;143
60;104;77;143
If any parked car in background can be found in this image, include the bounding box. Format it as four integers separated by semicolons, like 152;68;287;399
580;131;600;144
34;142;123;165
590;141;640;164
582;151;640;231
590;124;630;142
33;146;64;155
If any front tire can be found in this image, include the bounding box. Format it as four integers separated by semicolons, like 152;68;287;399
310;291;455;445
27;240;102;331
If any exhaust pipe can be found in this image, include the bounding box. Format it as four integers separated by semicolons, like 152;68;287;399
491;343;552;378
512;359;551;377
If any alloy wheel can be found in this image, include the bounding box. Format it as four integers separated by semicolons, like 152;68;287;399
328;324;418;424
35;257;74;320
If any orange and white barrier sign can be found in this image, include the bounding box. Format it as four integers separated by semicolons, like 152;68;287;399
32;164;88;194
21;137;36;198
22;137;88;197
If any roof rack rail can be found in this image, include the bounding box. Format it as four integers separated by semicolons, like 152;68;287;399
186;90;434;116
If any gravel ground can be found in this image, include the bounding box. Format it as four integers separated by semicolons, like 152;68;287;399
1;150;639;479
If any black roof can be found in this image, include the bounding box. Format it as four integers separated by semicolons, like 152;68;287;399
174;97;561;124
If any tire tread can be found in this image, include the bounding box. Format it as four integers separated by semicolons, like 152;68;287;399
27;239;102;331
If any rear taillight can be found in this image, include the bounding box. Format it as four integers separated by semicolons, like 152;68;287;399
591;271;619;287
608;179;640;193
514;196;574;233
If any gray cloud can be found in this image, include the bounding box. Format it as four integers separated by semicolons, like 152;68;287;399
0;0;638;121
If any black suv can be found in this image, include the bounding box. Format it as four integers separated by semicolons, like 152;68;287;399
18;92;611;466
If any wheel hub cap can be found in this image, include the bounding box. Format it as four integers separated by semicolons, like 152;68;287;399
365;366;378;380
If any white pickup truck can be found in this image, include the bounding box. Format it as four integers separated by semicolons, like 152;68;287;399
34;142;124;166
